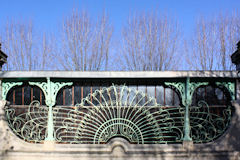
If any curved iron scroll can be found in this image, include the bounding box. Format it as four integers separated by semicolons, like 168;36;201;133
4;84;232;144
190;100;232;143
53;85;184;144
5;101;47;143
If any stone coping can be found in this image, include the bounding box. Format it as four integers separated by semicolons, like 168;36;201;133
0;71;238;78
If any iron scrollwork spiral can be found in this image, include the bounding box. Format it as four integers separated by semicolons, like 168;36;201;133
5;100;48;143
53;85;184;144
4;83;232;144
190;100;232;143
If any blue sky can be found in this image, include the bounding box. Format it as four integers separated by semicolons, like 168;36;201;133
0;0;239;38
0;0;239;70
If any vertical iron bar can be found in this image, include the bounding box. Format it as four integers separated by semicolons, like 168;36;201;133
172;88;175;106
81;82;83;100
72;86;74;105
31;87;33;102
100;84;102;104
164;87;166;106
91;83;93;103
154;85;156;102
22;87;24;105
40;90;42;105
63;88;65;105
13;90;15;105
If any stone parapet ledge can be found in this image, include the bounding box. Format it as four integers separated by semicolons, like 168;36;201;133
0;71;238;78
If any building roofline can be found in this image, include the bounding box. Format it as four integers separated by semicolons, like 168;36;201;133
0;71;238;78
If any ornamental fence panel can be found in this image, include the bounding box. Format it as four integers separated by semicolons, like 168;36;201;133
2;78;234;144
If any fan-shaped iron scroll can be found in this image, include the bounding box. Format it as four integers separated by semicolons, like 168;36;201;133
5;84;232;144
53;84;184;144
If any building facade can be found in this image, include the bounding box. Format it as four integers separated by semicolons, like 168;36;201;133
0;71;240;160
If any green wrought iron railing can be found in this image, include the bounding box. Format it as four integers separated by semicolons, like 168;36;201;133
2;77;235;144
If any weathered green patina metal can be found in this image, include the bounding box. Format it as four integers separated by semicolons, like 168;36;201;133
29;78;72;141
190;100;232;143
53;84;184;144
216;82;235;100
5;100;47;143
2;81;23;100
2;77;234;144
165;78;208;141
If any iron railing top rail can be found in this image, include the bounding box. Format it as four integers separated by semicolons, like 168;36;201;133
0;71;238;78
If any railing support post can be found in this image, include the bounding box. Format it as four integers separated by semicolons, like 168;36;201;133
45;78;54;141
35;78;55;141
45;104;54;141
44;100;54;148
165;78;208;143
29;78;73;142
183;77;192;141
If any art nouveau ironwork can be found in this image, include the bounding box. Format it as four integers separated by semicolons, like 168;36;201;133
5;100;47;143
2;77;234;144
53;85;184;144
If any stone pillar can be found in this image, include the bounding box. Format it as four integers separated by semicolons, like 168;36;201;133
231;41;240;101
236;79;240;100
0;100;9;156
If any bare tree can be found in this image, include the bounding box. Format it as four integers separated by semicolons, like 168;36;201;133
2;20;34;70
187;17;218;70
36;32;56;70
1;19;54;70
218;12;240;70
120;12;180;71
59;9;113;71
187;11;240;70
